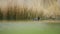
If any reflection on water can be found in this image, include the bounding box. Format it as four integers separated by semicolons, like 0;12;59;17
0;22;60;34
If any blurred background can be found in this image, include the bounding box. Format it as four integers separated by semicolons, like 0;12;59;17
0;0;60;34
0;0;60;20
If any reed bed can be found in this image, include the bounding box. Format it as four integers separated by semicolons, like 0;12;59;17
0;0;60;20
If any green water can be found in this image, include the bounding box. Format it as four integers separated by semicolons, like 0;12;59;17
0;22;60;34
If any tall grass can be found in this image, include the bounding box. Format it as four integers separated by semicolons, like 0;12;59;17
0;0;60;20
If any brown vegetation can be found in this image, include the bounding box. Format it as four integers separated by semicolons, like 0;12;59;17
0;0;60;20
